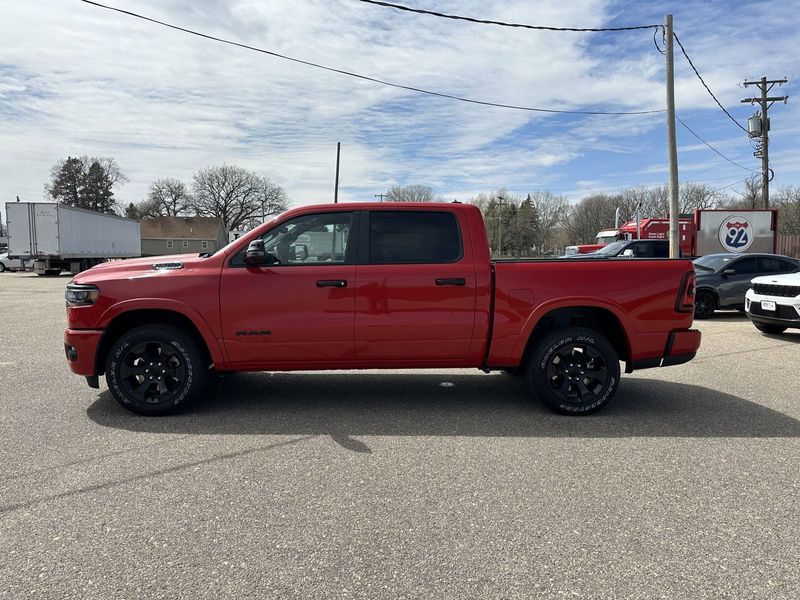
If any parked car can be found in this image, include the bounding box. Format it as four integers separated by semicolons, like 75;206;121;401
745;272;800;334
64;202;700;416
562;239;678;259
692;253;800;319
0;252;25;272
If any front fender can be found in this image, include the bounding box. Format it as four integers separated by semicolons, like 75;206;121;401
98;298;227;366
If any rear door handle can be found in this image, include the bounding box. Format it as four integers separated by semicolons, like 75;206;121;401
435;278;466;286
317;279;347;288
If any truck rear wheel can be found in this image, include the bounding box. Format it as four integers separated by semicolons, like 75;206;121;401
529;327;620;415
105;325;207;416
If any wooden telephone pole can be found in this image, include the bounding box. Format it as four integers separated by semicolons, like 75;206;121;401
741;77;788;208
664;14;680;258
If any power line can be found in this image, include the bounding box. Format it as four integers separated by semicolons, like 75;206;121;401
717;178;751;192
675;116;755;172
78;0;665;116
356;0;661;32
672;32;748;134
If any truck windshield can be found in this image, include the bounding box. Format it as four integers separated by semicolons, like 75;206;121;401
594;241;627;256
596;235;618;245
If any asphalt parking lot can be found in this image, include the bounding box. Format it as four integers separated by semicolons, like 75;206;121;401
1;271;799;599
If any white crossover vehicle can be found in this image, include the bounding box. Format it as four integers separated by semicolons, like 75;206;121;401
746;272;800;334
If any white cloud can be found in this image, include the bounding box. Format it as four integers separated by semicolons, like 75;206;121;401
0;0;798;227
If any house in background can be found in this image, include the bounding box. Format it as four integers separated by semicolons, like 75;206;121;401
140;217;227;256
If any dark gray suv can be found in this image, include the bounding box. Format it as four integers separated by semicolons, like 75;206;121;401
692;253;800;319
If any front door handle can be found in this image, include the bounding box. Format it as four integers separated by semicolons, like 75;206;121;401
317;279;347;288
435;278;466;286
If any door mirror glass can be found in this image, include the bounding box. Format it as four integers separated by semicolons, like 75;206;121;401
244;240;268;266
292;243;309;261
621;248;635;257
722;268;736;276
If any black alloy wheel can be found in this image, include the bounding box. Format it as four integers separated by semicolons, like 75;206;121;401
694;291;716;320
119;341;186;404
106;325;206;415
530;327;620;415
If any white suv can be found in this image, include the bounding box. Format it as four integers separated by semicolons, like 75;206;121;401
745;272;800;334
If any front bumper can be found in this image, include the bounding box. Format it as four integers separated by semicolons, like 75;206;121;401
64;328;104;376
745;290;800;326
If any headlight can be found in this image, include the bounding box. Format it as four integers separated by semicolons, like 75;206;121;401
65;283;100;307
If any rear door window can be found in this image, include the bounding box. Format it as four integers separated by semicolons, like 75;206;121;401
368;211;462;264
759;257;798;273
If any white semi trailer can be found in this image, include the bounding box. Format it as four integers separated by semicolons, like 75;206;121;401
6;202;140;275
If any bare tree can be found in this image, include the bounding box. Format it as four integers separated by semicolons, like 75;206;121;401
724;176;761;209
191;165;288;231
530;191;569;254
385;185;437;202
566;194;618;244
774;185;800;234
141;178;193;218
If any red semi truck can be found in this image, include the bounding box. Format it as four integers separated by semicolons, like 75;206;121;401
64;203;700;416
565;209;778;257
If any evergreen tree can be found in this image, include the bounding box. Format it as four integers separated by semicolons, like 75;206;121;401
47;156;125;213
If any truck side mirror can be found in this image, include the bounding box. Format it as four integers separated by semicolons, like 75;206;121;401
244;240;268;266
622;249;635;257
722;269;736;277
292;243;309;261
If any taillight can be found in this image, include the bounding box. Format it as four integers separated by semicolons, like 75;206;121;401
676;271;696;313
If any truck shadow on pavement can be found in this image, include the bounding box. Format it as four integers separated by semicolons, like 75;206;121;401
86;373;800;446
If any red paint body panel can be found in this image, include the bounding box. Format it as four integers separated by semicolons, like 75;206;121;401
221;264;357;363
488;259;696;366
65;202;700;379
352;206;491;366
667;329;702;357
64;329;103;376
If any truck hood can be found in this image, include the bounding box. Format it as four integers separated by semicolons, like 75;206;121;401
76;254;207;280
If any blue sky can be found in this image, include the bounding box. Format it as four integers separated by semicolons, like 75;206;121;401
1;0;799;225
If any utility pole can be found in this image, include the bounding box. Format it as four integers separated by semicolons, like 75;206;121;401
741;77;788;208
374;193;387;202
334;142;341;204
665;14;680;258
496;194;506;257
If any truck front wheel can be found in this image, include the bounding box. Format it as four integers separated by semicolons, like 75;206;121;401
105;325;207;415
529;327;620;415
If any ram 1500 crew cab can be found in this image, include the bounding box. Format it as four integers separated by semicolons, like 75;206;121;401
64;203;700;415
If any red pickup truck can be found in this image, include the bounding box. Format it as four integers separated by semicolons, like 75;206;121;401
64;202;700;416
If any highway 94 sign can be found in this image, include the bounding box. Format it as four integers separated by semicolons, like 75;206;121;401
718;216;754;253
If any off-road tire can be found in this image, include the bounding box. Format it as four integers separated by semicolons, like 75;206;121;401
529;327;620;415
106;325;207;416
